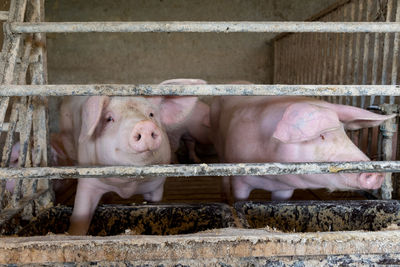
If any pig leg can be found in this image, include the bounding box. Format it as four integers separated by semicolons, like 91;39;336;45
183;135;201;163
271;190;294;200
232;176;253;200
142;180;165;202
68;178;107;235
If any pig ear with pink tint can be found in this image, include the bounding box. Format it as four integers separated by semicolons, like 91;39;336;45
159;97;198;127
79;96;110;143
154;78;206;127
272;103;341;143
322;103;397;130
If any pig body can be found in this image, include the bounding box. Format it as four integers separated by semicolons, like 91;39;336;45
159;79;212;162
60;95;197;235
210;95;395;200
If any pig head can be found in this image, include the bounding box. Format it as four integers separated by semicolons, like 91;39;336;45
210;95;396;201
60;95;197;235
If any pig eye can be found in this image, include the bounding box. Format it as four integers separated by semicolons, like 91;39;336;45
106;115;114;123
149;112;154;117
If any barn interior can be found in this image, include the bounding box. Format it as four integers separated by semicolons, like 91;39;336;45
0;0;399;265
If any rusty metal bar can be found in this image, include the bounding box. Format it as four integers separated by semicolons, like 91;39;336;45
0;161;399;180
8;21;400;33
0;84;398;96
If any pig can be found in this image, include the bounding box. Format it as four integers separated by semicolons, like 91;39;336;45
59;95;197;235
210;95;396;200
5;134;75;195
159;79;212;163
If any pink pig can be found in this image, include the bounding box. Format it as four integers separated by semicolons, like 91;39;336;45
159;79;212;163
60;95;197;235
6;134;70;193
210;95;396;200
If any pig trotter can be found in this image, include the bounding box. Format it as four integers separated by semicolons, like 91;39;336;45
143;182;164;202
232;177;252;200
271;190;294;200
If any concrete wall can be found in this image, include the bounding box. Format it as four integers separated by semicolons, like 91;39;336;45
45;0;337;84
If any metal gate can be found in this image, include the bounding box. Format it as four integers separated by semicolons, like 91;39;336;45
0;0;400;265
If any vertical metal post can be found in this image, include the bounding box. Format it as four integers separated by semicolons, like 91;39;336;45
0;0;27;210
379;104;398;199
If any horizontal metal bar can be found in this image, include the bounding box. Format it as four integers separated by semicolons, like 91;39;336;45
0;122;21;132
0;11;9;21
9;22;400;33
0;161;399;179
0;84;399;96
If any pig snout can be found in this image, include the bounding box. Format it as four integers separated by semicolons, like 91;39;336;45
359;172;384;189
129;120;162;153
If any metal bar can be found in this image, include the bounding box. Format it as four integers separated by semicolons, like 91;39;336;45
0;161;399;179
0;0;28;210
0;84;398;96
0;11;8;21
338;5;347;105
380;104;398;199
369;1;383;158
352;0;363;108
381;0;394;104
371;0;382;105
333;9;342;85
357;0;370;150
391;0;400;86
8;21;400;33
306;33;313;84
4;102;20;206
362;0;372;86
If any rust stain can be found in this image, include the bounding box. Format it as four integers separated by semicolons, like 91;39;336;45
329;166;343;173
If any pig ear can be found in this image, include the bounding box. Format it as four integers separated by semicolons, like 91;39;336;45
272;103;341;143
79;96;110;143
325;104;397;130
159;97;198;127
202;112;211;127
